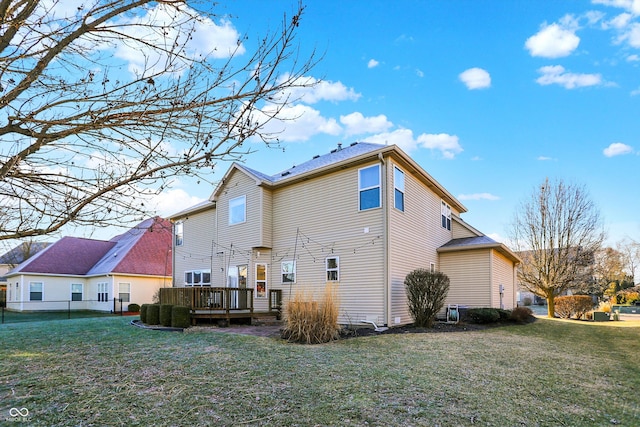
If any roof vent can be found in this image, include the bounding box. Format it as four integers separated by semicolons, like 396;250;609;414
312;155;320;159
337;142;342;151
281;171;291;177
350;142;358;146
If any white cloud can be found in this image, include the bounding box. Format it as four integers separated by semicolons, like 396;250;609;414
457;193;500;201
417;133;463;159
605;12;633;29
150;188;206;217
368;59;379;68
459;67;491;89
536;65;602;88
276;75;361;104
252;103;341;142
363;129;462;159
627;54;640;61
340;112;393;136
617;21;640;47
631;86;640;95
603;142;634;156
525;18;580;58
416;69;425;78
111;4;243;76
592;0;640;15
537;156;556;161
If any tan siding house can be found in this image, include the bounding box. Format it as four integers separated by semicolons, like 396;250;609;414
170;143;520;327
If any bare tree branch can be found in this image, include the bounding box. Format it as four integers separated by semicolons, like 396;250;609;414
0;0;319;240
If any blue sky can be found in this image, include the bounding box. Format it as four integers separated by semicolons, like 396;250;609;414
47;1;640;247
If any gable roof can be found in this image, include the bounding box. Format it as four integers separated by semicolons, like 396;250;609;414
438;235;521;264
8;217;172;277
210;142;466;213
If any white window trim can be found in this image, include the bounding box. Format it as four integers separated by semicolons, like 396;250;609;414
326;256;340;282
430;262;436;273
255;263;267;299
118;282;131;303
29;281;43;301
394;166;405;212
441;200;451;231
281;260;296;284
358;164;381;211
184;269;212;286
229;195;247;225
97;282;109;302
175;221;184;246
71;283;83;301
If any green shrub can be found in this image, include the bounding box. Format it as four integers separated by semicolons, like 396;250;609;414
146;304;160;325
405;269;450;328
160;304;173;327
140;304;148;323
497;309;512;321
555;295;594;319
127;303;140;313
171;306;191;328
466;308;501;324
510;306;533;323
282;284;341;344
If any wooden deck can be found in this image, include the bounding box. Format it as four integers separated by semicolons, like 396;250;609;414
159;287;282;325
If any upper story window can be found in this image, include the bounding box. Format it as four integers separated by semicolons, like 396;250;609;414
359;165;381;211
174;221;183;246
229;195;246;225
441;200;451;230
394;166;405;212
326;256;339;282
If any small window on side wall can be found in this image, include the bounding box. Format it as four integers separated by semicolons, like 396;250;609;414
441;200;451;231
281;261;295;284
394;167;405;211
175;221;183;246
326;256;339;281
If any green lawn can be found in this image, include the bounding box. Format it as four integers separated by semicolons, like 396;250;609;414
1;317;639;426
0;309;120;324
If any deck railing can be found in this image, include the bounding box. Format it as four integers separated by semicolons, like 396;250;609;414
159;287;254;311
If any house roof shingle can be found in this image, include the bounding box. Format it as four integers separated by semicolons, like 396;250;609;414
8;217;172;277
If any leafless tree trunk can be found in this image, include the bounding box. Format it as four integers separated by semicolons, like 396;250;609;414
0;0;318;240
509;178;605;317
618;238;640;285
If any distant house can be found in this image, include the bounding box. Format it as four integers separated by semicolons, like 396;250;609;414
5;217;172;312
170;143;520;327
0;242;52;289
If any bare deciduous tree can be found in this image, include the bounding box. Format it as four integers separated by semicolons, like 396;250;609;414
509;178;605;317
594;247;627;297
617;238;640;285
0;0;317;241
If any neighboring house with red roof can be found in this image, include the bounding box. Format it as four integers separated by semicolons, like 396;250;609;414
5;217;172;312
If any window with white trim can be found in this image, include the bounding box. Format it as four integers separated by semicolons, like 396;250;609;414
97;282;109;302
358;165;381;210
281;261;295;284
29;282;43;301
118;283;131;302
326;256;339;282
394;166;405;211
184;269;211;286
229;195;246;225
175;221;184;246
441;200;451;230
430;262;436;273
255;264;267;298
71;283;83;301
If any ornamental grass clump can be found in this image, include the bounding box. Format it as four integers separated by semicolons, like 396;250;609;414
282;284;340;344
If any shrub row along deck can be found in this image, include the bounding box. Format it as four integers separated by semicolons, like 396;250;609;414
159;287;282;324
